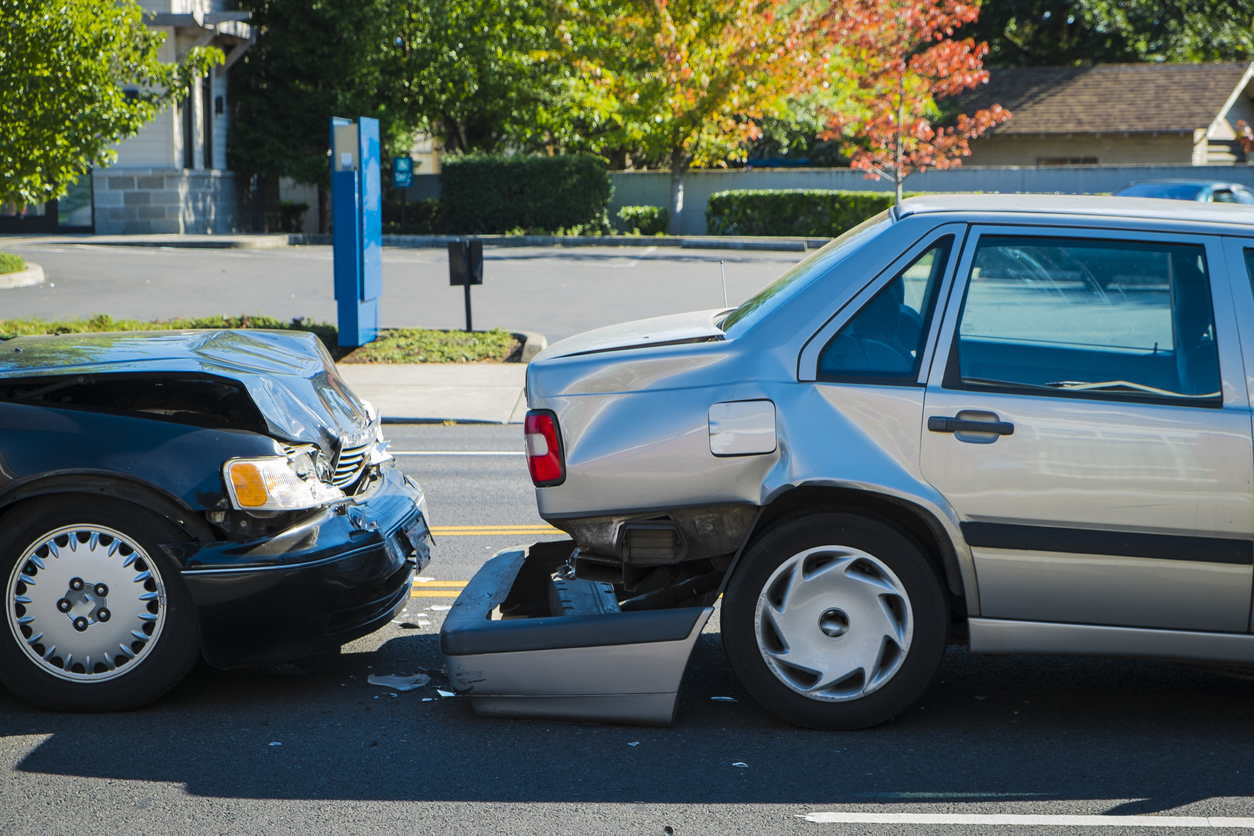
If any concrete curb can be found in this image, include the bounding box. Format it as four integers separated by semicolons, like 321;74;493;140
4;232;829;252
0;263;45;289
513;331;547;363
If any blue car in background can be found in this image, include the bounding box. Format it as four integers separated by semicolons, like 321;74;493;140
1115;179;1254;204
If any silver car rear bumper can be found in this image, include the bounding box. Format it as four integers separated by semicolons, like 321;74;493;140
440;541;713;726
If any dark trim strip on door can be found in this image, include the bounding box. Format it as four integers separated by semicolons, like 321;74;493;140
961;522;1254;566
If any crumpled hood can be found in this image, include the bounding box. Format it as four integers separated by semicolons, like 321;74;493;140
536;309;728;361
0;330;371;447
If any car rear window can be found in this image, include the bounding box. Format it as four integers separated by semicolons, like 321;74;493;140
720;210;893;334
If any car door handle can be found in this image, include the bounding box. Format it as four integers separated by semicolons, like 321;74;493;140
928;416;1015;436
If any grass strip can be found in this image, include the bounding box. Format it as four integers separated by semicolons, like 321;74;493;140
0;253;26;275
0;315;520;363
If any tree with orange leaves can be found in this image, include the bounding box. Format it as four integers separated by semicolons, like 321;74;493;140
823;0;1010;203
566;0;828;232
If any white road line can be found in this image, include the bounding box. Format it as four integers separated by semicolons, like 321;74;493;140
800;813;1254;827
392;451;524;456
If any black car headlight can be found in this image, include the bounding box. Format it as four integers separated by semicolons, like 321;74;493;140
224;456;345;511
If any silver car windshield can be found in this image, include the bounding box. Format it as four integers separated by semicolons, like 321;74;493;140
720;210;894;334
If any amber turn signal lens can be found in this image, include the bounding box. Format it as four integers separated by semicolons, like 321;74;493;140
228;462;269;508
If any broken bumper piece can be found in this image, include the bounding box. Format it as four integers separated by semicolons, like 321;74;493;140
440;540;712;727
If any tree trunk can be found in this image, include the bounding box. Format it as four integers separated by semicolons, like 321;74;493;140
896;176;903;205
318;186;330;234
667;152;690;235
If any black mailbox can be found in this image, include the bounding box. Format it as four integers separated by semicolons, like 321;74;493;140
448;239;483;286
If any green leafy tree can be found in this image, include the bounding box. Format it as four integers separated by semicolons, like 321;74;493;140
391;0;571;154
229;0;407;220
564;0;829;233
1080;0;1254;61
0;0;221;209
966;0;1138;65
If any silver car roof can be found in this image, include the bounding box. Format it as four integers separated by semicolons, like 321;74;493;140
894;193;1254;234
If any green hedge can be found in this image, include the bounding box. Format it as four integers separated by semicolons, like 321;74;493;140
384;197;443;235
0;253;26;275
440;154;612;234
617;205;668;235
706;189;914;237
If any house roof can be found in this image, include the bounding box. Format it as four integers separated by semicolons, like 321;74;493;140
959;63;1253;135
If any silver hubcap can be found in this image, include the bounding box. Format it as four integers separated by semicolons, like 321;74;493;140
6;525;166;682
754;546;913;701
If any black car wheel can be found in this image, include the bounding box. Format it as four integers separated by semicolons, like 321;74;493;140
0;496;200;711
723;510;947;730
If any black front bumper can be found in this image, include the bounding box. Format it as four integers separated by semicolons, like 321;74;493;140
166;467;430;667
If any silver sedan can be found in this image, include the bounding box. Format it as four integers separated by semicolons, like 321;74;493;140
443;194;1254;730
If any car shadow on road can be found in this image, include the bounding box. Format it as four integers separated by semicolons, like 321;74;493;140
3;632;1252;810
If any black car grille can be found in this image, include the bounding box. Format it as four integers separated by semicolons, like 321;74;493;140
333;442;370;488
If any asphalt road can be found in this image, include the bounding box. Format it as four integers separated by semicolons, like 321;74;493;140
3;424;1254;835
0;243;804;343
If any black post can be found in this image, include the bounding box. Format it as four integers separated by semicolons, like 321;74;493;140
464;277;473;332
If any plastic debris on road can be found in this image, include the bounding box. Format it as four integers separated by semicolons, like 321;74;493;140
436;689;455;697
711;696;738;702
429;605;452;612
367;673;431;691
628;742;640;747
732;762;748;768
269;742;282;747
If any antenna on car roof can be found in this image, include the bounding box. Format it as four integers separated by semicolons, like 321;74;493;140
720;261;729;308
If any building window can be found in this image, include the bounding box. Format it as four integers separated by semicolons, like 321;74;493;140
1036;157;1100;166
181;96;193;169
202;76;214;170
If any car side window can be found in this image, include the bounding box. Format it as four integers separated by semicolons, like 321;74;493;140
948;236;1220;405
818;237;952;382
1213;189;1238;204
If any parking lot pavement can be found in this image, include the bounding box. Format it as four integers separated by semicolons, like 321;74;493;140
0;242;804;343
5;424;1254;835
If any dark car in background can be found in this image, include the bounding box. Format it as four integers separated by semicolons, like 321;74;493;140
0;329;431;711
1115;179;1254;204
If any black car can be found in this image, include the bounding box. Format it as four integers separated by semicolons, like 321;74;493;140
0;329;430;711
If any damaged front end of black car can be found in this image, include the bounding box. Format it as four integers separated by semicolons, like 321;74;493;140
0;329;431;711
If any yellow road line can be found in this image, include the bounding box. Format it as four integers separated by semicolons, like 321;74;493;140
410;590;462;598
412;581;468;587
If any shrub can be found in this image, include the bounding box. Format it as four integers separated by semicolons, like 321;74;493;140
440;154;612;234
617;205;668;235
277;200;309;233
706;189;915;237
0;253;26;275
384;197;443;235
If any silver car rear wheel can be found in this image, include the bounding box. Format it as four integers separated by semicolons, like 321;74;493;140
754;546;913;701
724;510;947;730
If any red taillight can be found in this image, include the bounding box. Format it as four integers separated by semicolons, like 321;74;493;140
525;409;565;486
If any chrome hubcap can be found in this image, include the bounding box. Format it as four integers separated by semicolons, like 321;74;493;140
6;525;166;682
754;546;913;702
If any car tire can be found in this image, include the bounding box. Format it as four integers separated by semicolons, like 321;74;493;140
0;496;200;711
723;510;947;730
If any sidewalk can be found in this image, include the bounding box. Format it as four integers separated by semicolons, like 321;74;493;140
336;363;529;424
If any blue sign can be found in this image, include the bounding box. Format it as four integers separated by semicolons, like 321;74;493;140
330;116;382;348
391;156;414;188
